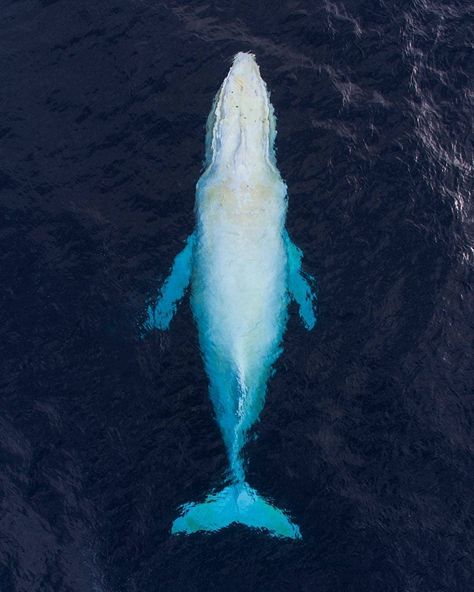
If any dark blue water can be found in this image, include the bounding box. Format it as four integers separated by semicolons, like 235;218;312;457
1;1;473;590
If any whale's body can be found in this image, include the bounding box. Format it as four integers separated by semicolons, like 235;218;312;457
146;53;316;539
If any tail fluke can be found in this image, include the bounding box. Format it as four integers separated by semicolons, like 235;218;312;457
171;483;301;539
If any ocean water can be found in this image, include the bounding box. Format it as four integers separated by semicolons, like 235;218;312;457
0;1;472;591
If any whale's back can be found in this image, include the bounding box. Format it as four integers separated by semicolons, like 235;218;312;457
192;174;288;390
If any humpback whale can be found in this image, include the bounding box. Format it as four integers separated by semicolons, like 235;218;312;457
145;52;317;539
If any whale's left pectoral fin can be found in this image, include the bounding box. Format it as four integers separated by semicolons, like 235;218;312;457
285;232;317;330
144;233;194;332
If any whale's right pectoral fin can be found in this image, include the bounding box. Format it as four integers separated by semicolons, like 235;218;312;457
144;233;194;332
285;232;317;330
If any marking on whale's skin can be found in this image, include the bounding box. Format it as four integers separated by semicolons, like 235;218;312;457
144;52;317;539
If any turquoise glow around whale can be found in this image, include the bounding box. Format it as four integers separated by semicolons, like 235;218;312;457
145;53;317;539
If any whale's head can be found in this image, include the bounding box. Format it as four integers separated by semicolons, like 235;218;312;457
204;52;278;175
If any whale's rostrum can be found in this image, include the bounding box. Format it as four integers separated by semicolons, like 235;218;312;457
145;52;317;539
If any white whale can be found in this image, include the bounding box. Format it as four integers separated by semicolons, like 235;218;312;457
145;52;317;539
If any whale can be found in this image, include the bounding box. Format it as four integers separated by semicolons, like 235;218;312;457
145;52;317;539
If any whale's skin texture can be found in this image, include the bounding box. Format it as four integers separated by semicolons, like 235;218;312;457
145;53;317;539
